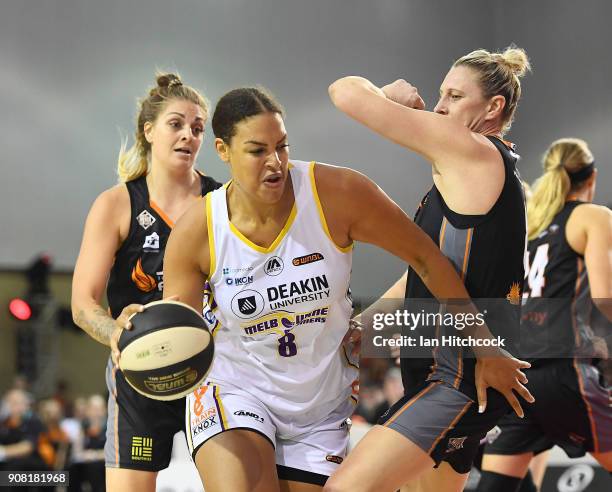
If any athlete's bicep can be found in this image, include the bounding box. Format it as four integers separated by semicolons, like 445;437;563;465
334;168;434;268
584;207;612;300
72;190;124;309
163;198;209;313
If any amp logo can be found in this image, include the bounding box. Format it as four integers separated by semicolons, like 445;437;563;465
264;256;283;276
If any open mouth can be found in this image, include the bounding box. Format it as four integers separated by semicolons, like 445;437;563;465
175;148;192;155
263;174;282;184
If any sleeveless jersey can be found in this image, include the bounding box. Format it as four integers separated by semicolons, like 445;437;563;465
521;201;597;362
402;136;526;390
204;160;357;433
107;173;221;318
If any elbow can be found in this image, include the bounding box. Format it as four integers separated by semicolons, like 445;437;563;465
71;298;87;329
71;302;80;326
328;77;360;110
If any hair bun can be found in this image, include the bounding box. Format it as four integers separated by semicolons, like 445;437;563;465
156;73;183;90
495;47;531;78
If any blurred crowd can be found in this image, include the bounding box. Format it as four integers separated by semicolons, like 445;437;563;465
0;377;106;492
353;360;404;426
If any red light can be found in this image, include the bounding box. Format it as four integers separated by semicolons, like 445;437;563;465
9;298;32;321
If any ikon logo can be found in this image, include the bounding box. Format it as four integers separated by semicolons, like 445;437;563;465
264;256;283;276
226;275;254;286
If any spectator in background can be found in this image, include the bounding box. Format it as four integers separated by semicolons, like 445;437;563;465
353;382;385;425
61;396;87;449
38;399;70;471
0;389;47;491
69;395;106;492
371;367;405;424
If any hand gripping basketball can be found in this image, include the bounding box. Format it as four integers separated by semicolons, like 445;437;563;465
111;303;144;366
117;300;215;401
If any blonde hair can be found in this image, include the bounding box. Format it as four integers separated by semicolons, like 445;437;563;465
117;72;209;182
527;138;594;240
454;46;531;134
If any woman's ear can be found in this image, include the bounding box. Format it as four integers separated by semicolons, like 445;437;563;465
215;138;230;163
484;95;506;122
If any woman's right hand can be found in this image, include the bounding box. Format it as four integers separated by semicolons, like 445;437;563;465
111;304;144;366
381;79;426;110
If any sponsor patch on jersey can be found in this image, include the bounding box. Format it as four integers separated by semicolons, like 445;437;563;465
191;386;217;428
240;307;329;336
192;413;217;436
267;275;330;310
131;258;157;292
143;232;160;251
264;256;284;276
231;290;266;319
326;455;344;464
233;410;264;423
292;252;324;267
446;436;467;453
226;275;253;287
223;266;254;275
202;308;217;328
131;436;153;461
137;210;156;230
339;417;352;431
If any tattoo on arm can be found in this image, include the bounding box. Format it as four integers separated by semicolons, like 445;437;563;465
73;306;115;346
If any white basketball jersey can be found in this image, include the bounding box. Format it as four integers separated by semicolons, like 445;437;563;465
204;160;358;434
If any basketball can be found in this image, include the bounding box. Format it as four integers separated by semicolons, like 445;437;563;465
118;300;214;401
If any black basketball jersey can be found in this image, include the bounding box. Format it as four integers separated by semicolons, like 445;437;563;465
107;173;222;318
520;201;596;362
401;136;526;390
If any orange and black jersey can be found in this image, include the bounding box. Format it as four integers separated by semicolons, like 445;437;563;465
402;136;526;391
521;201;600;363
107;173;221;318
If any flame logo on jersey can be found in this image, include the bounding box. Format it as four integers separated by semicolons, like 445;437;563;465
506;282;521;305
131;258;157;292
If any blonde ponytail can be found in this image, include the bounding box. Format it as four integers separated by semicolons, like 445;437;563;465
117;135;149;183
527;138;594;240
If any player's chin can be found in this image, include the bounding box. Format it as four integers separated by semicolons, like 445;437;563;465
170;156;196;171
259;182;286;202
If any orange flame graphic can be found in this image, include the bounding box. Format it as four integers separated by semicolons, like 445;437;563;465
506;282;521;305
131;258;157;292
